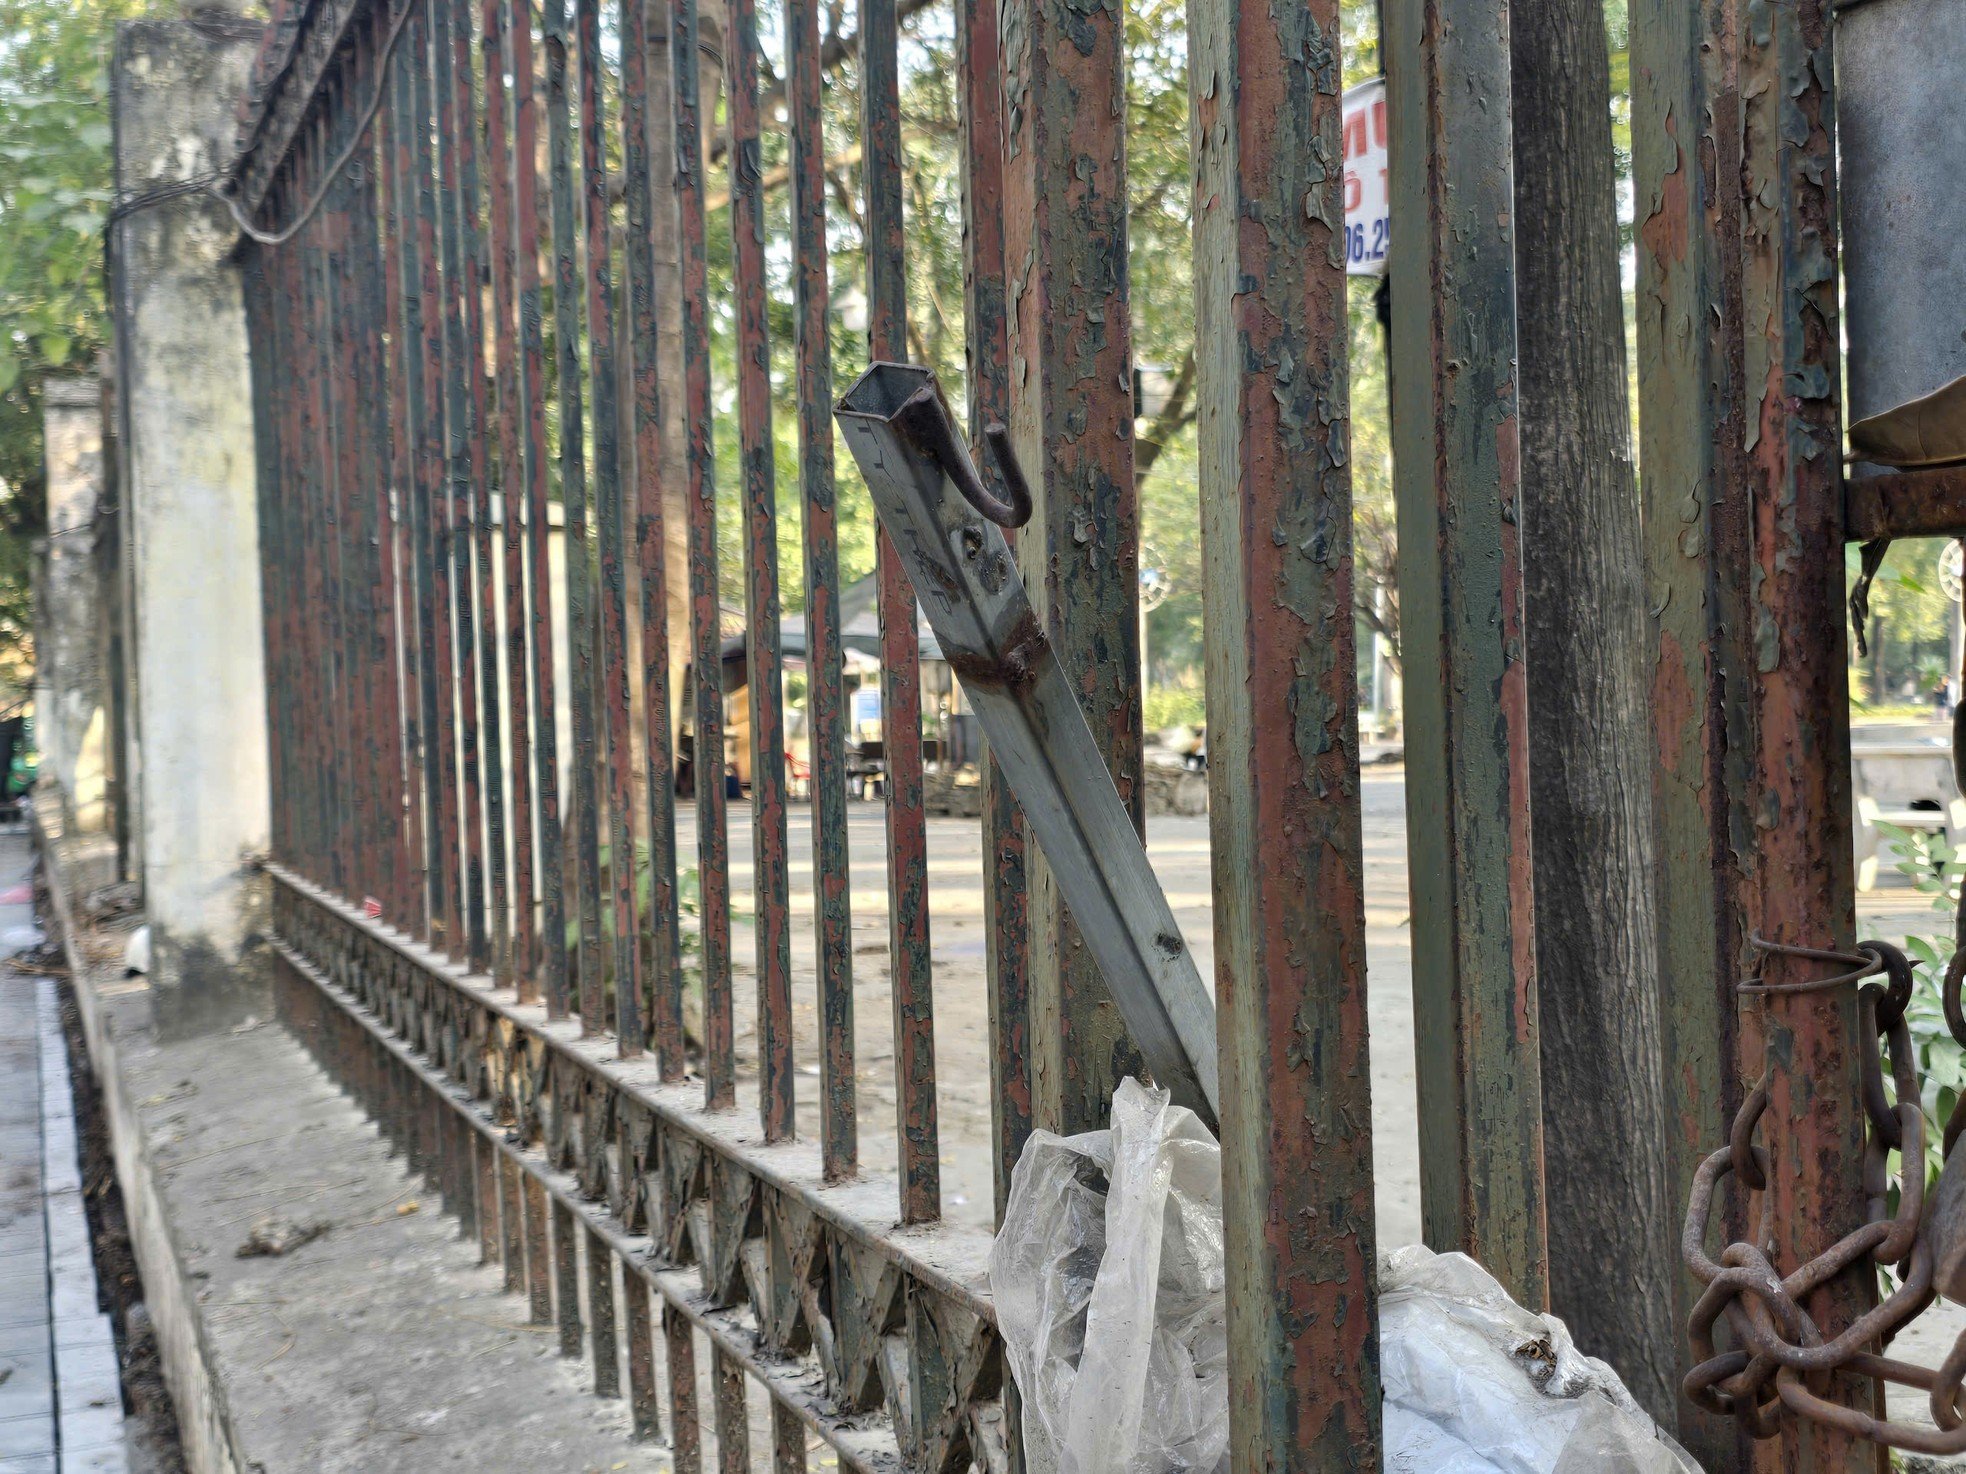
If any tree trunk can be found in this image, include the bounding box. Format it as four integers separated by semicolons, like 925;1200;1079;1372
1511;0;1677;1421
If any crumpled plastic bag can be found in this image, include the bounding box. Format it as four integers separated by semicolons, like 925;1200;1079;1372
989;1079;1697;1474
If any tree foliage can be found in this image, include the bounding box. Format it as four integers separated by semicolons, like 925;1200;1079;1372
0;0;149;689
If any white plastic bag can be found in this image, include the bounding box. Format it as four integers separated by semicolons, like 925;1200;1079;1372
989;1079;1697;1474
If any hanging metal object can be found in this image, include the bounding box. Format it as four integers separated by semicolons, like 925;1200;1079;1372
1681;934;1966;1453
835;363;1220;1132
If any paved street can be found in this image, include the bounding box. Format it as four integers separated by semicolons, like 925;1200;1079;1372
0;830;126;1473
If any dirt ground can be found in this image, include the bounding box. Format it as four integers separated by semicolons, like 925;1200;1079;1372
689;769;1943;1248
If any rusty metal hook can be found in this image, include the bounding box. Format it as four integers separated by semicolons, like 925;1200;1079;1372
890;380;1033;529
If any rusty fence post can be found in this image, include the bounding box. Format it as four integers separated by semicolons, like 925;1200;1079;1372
997;0;1147;1140
1384;0;1548;1306
785;0;858;1179
668;0;737;1110
953;0;1029;1223
1189;0;1382;1460
723;0;795;1136
1738;0;1876;1466
618;0;686;1071
1630;0;1755;1460
861;0;942;1222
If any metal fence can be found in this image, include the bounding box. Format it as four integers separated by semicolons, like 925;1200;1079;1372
219;0;1959;1465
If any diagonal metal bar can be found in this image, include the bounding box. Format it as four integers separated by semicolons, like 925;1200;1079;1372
836;364;1219;1131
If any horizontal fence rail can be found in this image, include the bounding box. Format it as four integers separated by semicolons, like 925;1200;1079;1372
268;868;1005;1472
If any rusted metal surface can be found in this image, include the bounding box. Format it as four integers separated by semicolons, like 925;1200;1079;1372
670;0;736;1111
1187;0;1381;1450
1384;0;1548;1307
1679;938;1966;1455
626;1269;661;1438
574;0;642;1049
1735;0;1875;1459
996;0;1147;1140
449;0;511;985
618;0;685;1073
508;0;572;1018
482;0;537;1000
544;0;607;1031
587;1221;621;1397
434;0;493;976
785;0;857;1180
951;0;1027;1222
377;54;427;935
1629;0;1756;1457
1844;468;1966;543
714;1348;748;1474
837;369;1219;1130
859;0;940;1223
724;0;794;1141
412;5;465;956
430;0;490;961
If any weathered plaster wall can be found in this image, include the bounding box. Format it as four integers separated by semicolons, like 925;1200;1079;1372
36;377;109;831
111;18;269;1019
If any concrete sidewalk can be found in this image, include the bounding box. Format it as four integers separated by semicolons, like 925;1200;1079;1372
0;828;128;1473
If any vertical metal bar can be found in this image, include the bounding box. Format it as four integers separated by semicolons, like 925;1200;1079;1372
545;0;607;1031
860;0;939;1223
245;251;283;867
575;0;643;1051
501;1149;526;1294
952;0;1024;1218
525;1171;553;1323
1189;0;1383;1459
310;123;342;892
586;1225;620;1396
508;0;573;1017
712;1347;747;1474
451;0;514;984
772;1398;804;1474
724;0;794;1141
380;60;430;935
435;0;493;973
785;0;855;1180
553;1197;582;1356
664;1302;703;1474
1384;0;1548;1304
1738;1;1873;1464
625;1270;662;1438
294;126;330;889
996;0;1146;1141
484;0;540;998
620;0;687;1075
321;69;362;911
411;4;465;954
475;1135;499;1264
1630;0;1753;1460
359;14;415;936
670;0;736;1109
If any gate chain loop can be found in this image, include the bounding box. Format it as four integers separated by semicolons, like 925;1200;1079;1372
1682;933;1966;1453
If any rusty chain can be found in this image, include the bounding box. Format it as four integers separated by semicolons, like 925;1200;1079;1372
1680;929;1966;1453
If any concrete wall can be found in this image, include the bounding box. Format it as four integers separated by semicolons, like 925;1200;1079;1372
35;378;109;831
110;18;269;1020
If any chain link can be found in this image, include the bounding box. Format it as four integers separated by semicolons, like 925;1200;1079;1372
1681;935;1966;1453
